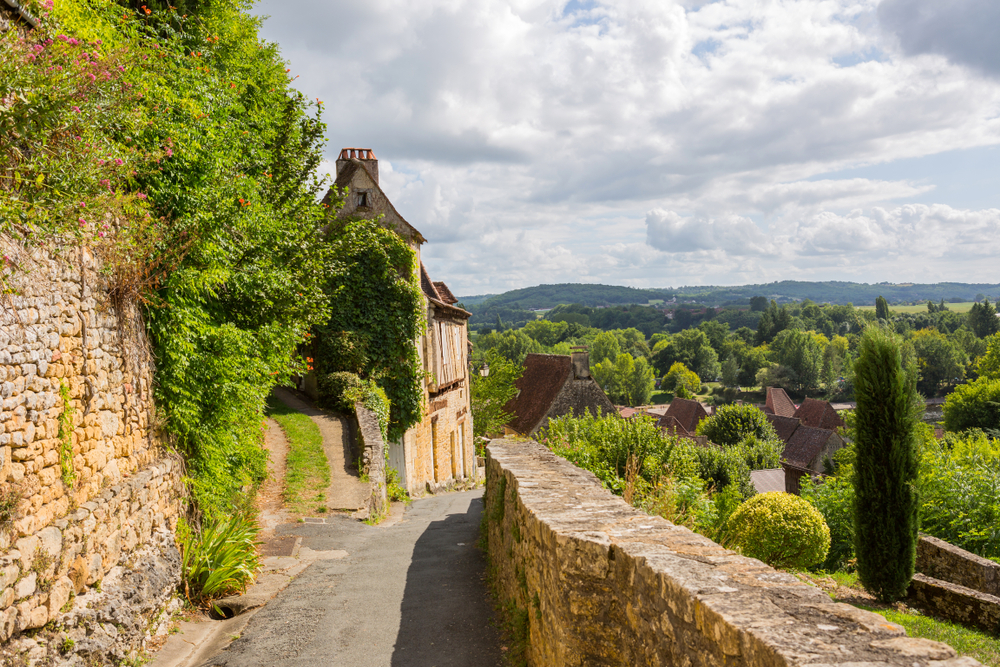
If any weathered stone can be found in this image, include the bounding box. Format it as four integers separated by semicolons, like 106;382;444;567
46;576;73;619
483;438;976;667
14;573;36;600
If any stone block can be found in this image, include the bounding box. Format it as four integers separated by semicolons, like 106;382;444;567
37;525;61;558
46;577;73;619
15;573;36;600
14;536;39;570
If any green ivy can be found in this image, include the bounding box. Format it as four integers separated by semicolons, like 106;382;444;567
315;218;424;442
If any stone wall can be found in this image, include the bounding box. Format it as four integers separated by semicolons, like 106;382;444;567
917;534;1000;597
354;403;387;519
0;244;186;654
484;437;976;667
907;535;1000;634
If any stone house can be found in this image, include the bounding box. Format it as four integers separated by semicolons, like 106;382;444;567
782;424;844;475
655;398;710;438
324;148;475;495
763;386;796;418
794;397;845;431
503;351;616;437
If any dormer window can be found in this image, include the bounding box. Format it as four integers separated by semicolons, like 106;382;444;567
357;190;370;208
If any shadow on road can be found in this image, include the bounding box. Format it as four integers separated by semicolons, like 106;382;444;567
391;496;503;667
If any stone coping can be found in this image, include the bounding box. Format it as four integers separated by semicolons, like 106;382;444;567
484;437;977;667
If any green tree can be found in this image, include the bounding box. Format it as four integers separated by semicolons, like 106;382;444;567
521;319;568;347
489;329;542;364
942;377;1000;433
653;329;720;380
853;325;921;602
663;362;701;396
977;333;1000;380
875;295;890;321
968;299;1000;338
910;328;967;395
696;404;779;447
771;329;823;391
698;320;730;354
626;356;656;406
750;296;768;312
471;350;524;438
721;356;740;388
591;330;622;365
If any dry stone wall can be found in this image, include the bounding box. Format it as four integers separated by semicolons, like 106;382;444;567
484;437;978;667
0;244;186;655
354;403;387;519
908;535;1000;634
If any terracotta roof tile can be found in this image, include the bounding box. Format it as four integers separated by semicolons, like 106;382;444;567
766;387;797;418
504;354;572;435
782;425;835;469
765;414;801;443
794;398;845;431
432;281;458;304
658;398;709;435
656;414;693;436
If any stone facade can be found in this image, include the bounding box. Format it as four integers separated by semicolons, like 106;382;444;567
328;149;475;497
0;244;185;655
484;437;976;667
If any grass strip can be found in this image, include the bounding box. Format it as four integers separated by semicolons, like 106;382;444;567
856;604;1000;666
266;395;331;515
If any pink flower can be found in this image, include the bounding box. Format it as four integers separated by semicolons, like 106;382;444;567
79;201;86;208
33;45;43;52
165;147;173;157
97;159;104;165
136;192;147;199
100;179;110;188
68;38;79;46
115;158;123;166
57;34;67;41
98;231;105;238
78;218;86;227
118;65;125;72
72;106;81;113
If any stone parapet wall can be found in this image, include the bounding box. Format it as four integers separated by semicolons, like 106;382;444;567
917;534;1000;598
0;244;186;650
484;437;976;667
909;574;1000;635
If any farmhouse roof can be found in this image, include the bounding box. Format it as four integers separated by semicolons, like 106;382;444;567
794;398;844;431
658;398;709;436
782;425;835;469
765;387;796;418
421;263;470;319
504;354;574;436
432;281;459;305
765;414;801;443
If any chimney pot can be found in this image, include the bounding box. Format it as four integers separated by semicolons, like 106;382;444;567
335;147;379;185
571;347;590;379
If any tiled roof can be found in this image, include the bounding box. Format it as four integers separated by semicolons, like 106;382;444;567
765;414;801;443
656;414;692;436
794;398;845;431
421;264;470;319
766;387;797;418
504;354;573;435
750;469;786;494
432;282;458;305
783;425;834;469
659;398;708;435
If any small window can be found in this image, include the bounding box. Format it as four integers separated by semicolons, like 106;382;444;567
357;191;370;207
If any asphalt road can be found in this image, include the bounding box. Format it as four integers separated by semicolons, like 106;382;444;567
203;490;504;667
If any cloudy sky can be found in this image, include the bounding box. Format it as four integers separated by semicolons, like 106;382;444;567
252;0;1000;296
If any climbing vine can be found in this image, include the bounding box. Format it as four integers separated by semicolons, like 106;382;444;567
57;380;76;488
314;218;424;442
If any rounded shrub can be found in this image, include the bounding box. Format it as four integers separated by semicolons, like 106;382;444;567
725;492;831;569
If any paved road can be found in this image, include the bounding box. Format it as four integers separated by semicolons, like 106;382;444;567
202;490;503;667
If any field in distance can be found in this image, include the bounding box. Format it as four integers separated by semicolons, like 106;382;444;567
857;302;976;314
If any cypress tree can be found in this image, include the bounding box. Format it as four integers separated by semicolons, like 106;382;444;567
875;295;890;321
853;325;921;602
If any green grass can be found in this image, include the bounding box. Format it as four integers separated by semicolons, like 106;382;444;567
857;604;1000;666
858;302;976;314
266;395;330;514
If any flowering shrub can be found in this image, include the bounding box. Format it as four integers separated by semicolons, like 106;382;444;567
725;492;831;569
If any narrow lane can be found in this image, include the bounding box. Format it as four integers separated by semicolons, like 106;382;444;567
202;490;503;667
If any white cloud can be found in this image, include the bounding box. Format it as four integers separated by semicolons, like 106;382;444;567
253;0;1000;293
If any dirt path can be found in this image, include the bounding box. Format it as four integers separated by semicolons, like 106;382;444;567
256;417;291;540
272;387;369;513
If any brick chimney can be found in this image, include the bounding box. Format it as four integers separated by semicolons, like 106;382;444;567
571;346;590;379
336;147;378;185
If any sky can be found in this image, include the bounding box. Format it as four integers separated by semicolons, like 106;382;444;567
252;0;1000;296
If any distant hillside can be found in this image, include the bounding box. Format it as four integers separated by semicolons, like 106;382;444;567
461;283;673;311
674;281;1000;306
461;281;1000;311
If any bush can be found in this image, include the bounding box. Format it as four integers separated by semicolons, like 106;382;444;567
943;378;1000;433
696;403;779;447
800;472;856;571
725;492;831;569
317;371;365;413
178;515;260;605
